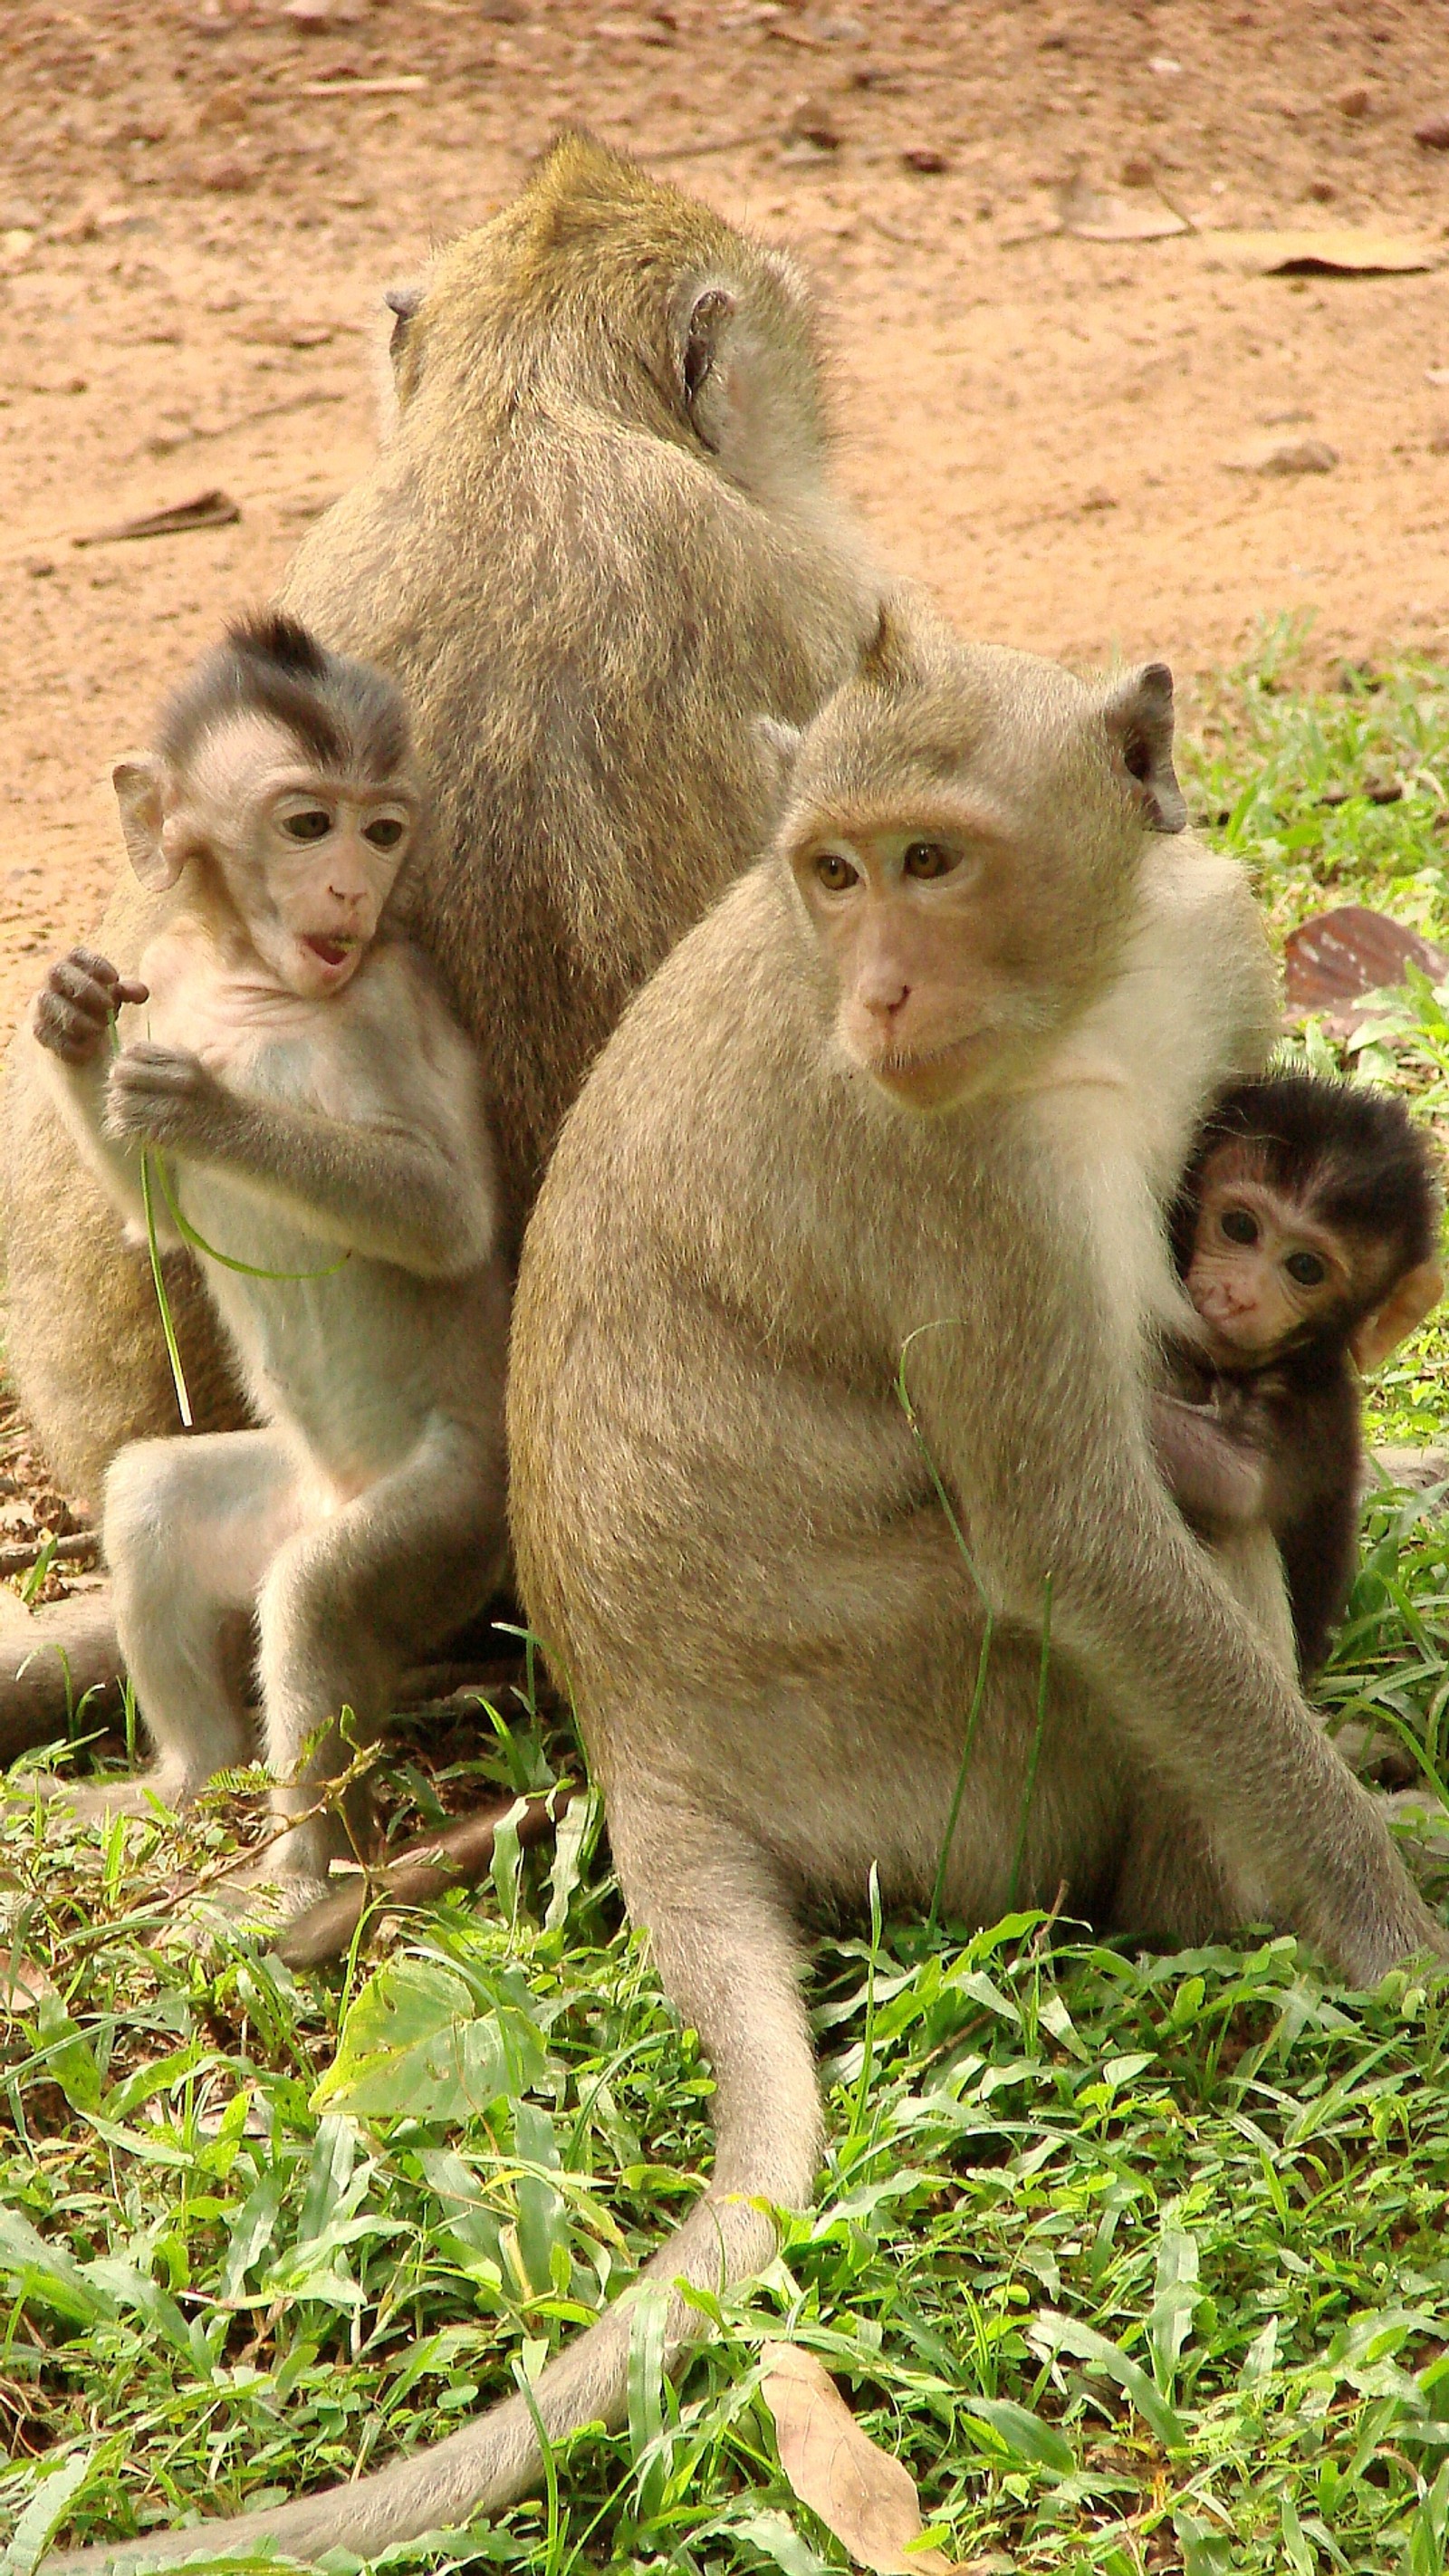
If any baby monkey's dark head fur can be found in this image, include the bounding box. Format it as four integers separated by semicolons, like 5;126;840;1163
1172;1070;1444;1376
158;612;411;787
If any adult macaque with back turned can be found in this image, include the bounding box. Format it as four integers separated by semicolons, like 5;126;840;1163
3;131;879;1526
49;613;1445;2573
30;615;507;1910
1157;1072;1444;1673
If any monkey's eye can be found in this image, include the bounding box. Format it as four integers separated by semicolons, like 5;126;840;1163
903;841;958;880
814;852;858;893
1219;1208;1259;1246
1285;1250;1327;1288
281;808;332;843
364;817;407;851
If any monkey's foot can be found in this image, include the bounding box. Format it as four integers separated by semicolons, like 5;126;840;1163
17;1767;190;1823
192;1861;337;1939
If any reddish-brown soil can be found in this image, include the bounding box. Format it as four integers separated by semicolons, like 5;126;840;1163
1;0;1448;1043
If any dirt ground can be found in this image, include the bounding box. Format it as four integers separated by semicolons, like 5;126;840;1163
0;0;1447;1041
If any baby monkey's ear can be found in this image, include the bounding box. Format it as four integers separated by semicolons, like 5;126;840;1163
1105;661;1187;834
112;755;187;893
1351;1258;1444;1372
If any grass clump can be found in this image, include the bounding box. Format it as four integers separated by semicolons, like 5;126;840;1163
4;638;1449;2575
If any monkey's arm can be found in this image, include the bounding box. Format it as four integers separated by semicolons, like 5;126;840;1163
1151;1389;1267;1530
104;1043;494;1279
904;1268;1445;1983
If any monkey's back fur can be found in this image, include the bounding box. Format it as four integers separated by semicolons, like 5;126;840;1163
3;134;878;1501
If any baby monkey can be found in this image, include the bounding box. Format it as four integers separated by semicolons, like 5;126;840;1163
1157;1072;1444;1674
30;614;508;1911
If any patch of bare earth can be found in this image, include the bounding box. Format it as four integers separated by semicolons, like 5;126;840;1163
0;0;1446;1037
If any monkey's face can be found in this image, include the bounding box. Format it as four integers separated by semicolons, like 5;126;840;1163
1185;1157;1352;1362
789;812;1054;1110
129;718;416;1001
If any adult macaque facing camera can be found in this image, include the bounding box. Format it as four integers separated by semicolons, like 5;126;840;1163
50;610;1445;2571
3;130;880;1521
1157;1070;1444;1674
30;614;507;1911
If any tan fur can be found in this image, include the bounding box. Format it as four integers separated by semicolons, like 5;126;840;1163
29;638;509;1908
2;133;878;1509
52;619;1444;2572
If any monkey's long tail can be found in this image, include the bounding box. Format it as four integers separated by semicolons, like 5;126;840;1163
45;1861;820;2573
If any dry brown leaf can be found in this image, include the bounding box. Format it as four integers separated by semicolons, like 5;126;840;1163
1283;903;1446;1035
1201;226;1439;274
761;2341;965;2574
0;1955;57;2014
1054;168;1188;241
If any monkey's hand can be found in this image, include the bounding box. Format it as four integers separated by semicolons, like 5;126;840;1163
1152;1388;1267;1531
104;1041;231;1152
32;947;148;1066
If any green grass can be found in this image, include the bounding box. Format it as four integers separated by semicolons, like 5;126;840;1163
5;632;1449;2576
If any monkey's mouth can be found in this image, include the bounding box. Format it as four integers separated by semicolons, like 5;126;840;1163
302;935;356;969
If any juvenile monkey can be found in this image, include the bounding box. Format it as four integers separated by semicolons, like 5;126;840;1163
1156;1072;1444;1673
3;132;879;1523
30;615;507;1908
54;612;1445;2570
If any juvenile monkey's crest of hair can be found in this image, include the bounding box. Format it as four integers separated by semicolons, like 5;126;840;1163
158;612;411;785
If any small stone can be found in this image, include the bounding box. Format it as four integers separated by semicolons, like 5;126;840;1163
785;95;841;151
1080;486;1118;512
189;152;256;192
1120;152;1155;187
901;143;950;174
1415;112;1449;150
1336;83;1371;118
24;558;55;579
1225;436;1339;476
1306;177;1336;201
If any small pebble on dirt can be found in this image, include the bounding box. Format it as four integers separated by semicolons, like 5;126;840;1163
24;560;55;580
902;144;951;175
1336;84;1371;119
784;96;841;151
1225;436;1339;476
1120;153;1155;187
188;153;257;193
1415;113;1449;150
1307;178;1336;202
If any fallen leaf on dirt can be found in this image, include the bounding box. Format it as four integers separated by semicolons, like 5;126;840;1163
1054;167;1188;241
760;2342;965;2573
1283;905;1446;1033
72;490;241;547
0;1956;58;2014
1223;436;1338;476
298;74;430;96
1201;226;1439;274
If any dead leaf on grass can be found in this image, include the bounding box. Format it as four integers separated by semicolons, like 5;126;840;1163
0;1955;57;2014
1283;903;1446;1034
1054;167;1189;241
1201;226;1440;274
760;2341;966;2573
72;489;241;547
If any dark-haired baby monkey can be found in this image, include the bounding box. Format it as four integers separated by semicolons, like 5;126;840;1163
29;613;508;1914
1156;1072;1444;1675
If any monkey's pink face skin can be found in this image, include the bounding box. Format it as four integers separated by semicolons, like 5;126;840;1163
162;721;416;1001
238;773;414;998
789;817;1041;1110
1185;1168;1348;1361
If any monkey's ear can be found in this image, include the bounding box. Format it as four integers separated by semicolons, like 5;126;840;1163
112;755;183;891
859;600;930;694
1105;662;1187;833
756;714;803;774
680;284;737;437
384;281;422;359
1351;1258;1444;1371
